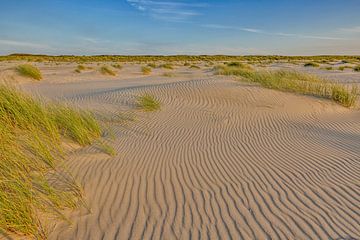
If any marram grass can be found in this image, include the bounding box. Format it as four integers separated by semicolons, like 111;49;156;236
15;64;42;80
141;66;152;75
0;85;101;238
136;94;160;111
100;66;116;76
215;65;358;107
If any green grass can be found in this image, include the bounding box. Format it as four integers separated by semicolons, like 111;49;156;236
354;66;360;72
100;66;116;76
15;64;42;80
141;66;152;75
0;85;101;238
215;65;358;107
98;141;116;156
304;62;320;67
136;94;160;111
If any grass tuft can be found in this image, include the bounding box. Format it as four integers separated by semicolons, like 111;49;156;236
100;66;116;76
0;85;101;237
15;64;42;80
141;66;152;75
354;66;360;72
136;94;160;111
159;64;174;70
304;62;320;67
111;63;123;69
216;65;358;107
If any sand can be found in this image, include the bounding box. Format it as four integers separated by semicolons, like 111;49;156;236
1;62;360;239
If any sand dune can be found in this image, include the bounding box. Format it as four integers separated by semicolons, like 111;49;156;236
22;72;358;240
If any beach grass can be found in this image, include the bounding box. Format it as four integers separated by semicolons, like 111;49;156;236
141;66;152;75
136;94;160;111
162;72;175;77
0;85;101;237
215;65;358;107
304;62;320;67
100;66;116;76
189;65;200;69
111;63;123;69
159;64;174;70
15;64;42;80
354;66;360;72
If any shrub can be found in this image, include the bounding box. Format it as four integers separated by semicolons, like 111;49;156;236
15;64;42;80
354;66;360;72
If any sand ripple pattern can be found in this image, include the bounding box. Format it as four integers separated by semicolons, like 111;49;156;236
50;78;360;240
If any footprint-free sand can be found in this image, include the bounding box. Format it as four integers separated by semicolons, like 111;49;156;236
4;62;360;239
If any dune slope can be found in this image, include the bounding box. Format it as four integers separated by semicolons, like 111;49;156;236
45;76;360;240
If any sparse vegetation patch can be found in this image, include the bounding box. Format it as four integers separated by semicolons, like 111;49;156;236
216;65;358;107
100;66;116;76
15;64;42;80
136;94;160;111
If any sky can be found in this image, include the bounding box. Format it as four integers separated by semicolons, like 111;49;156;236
0;0;360;55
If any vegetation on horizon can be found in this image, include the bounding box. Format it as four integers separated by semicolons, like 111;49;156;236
15;64;42;80
136;94;160;111
2;54;360;64
0;85;101;238
216;64;358;107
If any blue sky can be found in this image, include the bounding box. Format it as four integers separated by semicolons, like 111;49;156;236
0;0;360;55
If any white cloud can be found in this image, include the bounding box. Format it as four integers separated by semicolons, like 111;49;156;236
0;39;50;48
126;0;206;21
340;26;360;33
202;24;347;40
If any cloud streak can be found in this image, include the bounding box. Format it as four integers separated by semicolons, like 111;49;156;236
340;26;360;33
202;24;347;41
0;39;51;49
126;0;207;21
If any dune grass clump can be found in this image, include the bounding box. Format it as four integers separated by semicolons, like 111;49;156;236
190;65;200;69
100;66;116;76
141;66;152;75
304;62;320;67
147;63;157;68
159;63;174;70
15;64;42;80
0;85;101;237
354;66;360;72
111;63;123;69
216;66;358;107
162;72;175;77
136;94;160;111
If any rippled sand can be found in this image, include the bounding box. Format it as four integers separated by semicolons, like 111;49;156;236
3;62;360;239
